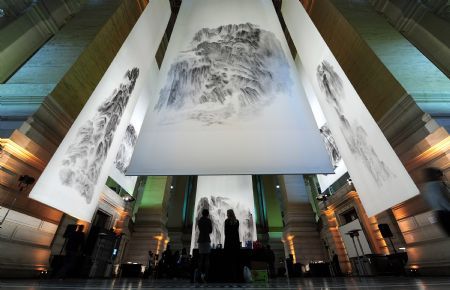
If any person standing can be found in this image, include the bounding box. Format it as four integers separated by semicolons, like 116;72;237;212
224;209;240;282
421;167;450;236
147;250;154;278
331;251;342;276
197;209;212;282
266;245;276;278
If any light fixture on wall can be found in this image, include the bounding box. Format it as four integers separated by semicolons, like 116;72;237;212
17;175;35;191
122;193;135;202
0;9;5;18
316;192;330;210
0;175;35;227
347;178;352;185
275;185;280;189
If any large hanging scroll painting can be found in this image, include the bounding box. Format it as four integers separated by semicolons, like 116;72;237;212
108;61;160;195
295;56;348;193
29;0;171;221
127;0;333;176
282;0;419;216
190;175;257;253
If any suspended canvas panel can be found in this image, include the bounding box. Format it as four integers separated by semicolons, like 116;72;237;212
295;56;348;193
282;0;419;216
127;0;333;176
108;61;160;195
190;175;257;253
29;0;171;221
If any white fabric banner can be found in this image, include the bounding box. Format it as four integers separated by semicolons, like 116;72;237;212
190;175;257;252
108;61;160;195
282;0;419;216
29;0;171;221
295;56;348;192
127;0;333;176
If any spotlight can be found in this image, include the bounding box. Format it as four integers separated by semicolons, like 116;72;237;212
316;193;330;202
275;185;280;189
122;194;135;202
170;185;174;189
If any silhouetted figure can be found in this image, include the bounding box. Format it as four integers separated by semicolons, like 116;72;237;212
266;245;276;278
147;250;154;278
178;248;190;278
197;208;212;282
331;251;342;276
60;225;85;278
224;209;240;282
285;254;294;278
421;167;450;236
161;244;174;278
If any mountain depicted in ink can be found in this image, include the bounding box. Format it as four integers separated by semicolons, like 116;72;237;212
192;195;255;249
155;23;291;126
316;61;394;185
320;124;341;168
114;124;138;174
59;68;139;203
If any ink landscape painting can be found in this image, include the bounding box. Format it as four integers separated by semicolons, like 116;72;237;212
153;23;295;128
127;0;333;176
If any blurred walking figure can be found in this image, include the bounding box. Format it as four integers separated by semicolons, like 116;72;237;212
421;167;450;236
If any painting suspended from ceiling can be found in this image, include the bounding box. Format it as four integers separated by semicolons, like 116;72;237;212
108;61;160;196
282;0;419;216
190;175;257;253
127;0;333;176
59;68;139;204
29;0;171;222
294;56;348;193
154;23;291;126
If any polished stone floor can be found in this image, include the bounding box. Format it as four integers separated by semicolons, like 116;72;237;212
1;277;450;290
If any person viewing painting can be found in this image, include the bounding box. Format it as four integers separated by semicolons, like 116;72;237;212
224;209;241;282
197;208;212;282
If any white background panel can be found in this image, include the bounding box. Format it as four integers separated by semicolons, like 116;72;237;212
190;175;257;253
29;0;171;221
295;56;347;192
108;61;160;194
128;0;333;176
282;0;419;216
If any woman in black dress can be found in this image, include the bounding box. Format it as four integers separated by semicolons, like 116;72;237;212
197;209;212;282
224;209;240;281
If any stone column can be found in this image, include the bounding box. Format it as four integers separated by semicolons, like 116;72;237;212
279;175;326;266
259;176;285;267
122;176;172;265
166;176;192;251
